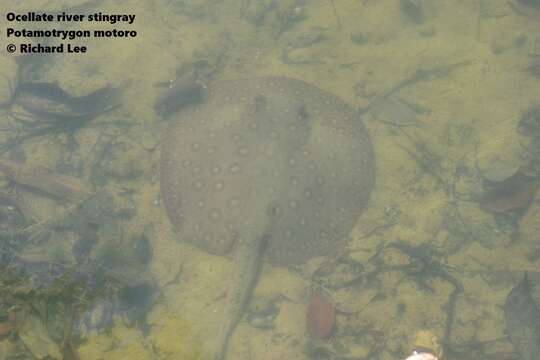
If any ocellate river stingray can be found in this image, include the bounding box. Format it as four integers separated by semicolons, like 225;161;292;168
160;76;375;359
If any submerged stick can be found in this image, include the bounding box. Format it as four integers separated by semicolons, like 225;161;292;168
0;159;91;202
329;0;342;28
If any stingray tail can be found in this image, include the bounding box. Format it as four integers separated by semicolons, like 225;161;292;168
213;235;268;360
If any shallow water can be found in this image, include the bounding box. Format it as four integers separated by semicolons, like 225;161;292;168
0;0;539;359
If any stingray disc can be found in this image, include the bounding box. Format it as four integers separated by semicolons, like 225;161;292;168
160;76;375;265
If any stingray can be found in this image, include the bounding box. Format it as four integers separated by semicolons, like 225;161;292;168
160;76;375;359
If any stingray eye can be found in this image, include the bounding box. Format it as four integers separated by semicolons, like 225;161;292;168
254;94;266;109
297;105;309;122
267;204;282;217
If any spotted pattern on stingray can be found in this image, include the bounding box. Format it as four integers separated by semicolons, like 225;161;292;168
160;76;375;265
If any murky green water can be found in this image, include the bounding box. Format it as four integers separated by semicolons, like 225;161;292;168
0;1;539;359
